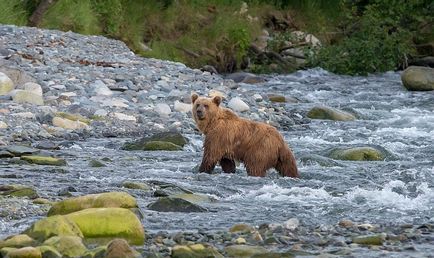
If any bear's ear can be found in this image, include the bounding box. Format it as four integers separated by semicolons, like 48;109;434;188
191;93;199;104
212;96;222;106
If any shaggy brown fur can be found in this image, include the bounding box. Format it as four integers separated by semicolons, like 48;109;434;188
191;93;299;178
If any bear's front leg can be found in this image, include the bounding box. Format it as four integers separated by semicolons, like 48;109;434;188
220;158;236;173
199;137;223;173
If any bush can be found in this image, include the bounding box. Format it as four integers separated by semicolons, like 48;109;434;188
308;0;434;75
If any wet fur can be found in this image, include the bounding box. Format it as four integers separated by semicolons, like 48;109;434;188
191;94;299;177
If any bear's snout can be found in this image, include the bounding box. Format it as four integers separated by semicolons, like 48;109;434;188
196;109;205;119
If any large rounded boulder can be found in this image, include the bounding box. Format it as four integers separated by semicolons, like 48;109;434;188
401;66;434;91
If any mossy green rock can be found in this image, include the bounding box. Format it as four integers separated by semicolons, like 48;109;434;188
328;147;386;161
229;224;255;233
307;106;356;121
48;192;137;216
401;66;434;91
0;234;36;248
20;156;67;166
0;185;39;199
143;141;182;151
147;197;208;212
43;236;87;257
65;208;145;245
122;181;152;191
224;245;269;258
172;244;224;258
36;245;62;258
24;215;83;242
3;246;42;258
122;132;187;150
352;233;386;245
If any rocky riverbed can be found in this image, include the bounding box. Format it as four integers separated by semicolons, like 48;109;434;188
1;25;434;257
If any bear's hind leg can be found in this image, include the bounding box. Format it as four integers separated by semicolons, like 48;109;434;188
220;158;236;173
245;164;267;177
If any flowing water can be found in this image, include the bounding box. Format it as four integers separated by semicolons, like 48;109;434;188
1;69;434;255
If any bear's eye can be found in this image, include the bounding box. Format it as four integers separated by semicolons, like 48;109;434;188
204;104;209;108
196;104;200;108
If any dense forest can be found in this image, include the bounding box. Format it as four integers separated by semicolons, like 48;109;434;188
1;0;433;75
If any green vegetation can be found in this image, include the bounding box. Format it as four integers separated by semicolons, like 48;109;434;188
308;0;434;75
0;0;432;75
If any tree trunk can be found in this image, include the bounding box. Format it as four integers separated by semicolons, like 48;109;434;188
28;0;58;27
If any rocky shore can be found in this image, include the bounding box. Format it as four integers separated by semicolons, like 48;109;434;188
1;25;434;257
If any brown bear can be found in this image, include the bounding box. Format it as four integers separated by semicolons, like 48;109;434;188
191;93;299;178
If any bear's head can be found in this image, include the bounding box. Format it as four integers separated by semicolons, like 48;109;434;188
191;93;222;123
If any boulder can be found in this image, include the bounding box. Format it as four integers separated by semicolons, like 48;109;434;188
0;72;14;95
174;101;191;113
147;197;208;212
23;82;43;96
3;246;42;258
401;66;434;91
228;97;250;112
52;117;89;130
24;215;84;242
155;103;171;116
170;193;213;204
64;208;145;245
225;72;265;84
6;145;39;156
36;245;62;258
307;106;356;121
12;90;44;105
0;234;36;248
172;244;223;258
48;192;137;216
104;239;141;258
268;94;286;103
20;156;67;166
88;159;106;167
43;236;87;257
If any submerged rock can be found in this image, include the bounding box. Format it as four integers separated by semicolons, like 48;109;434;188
88;159;106;167
48;192;137;216
352;233;386;245
122;181;152;191
21;156;67;166
224;245;269;258
0;185;39;199
65;208;145;245
142;141;183;151
401;66;434;91
122;132;187;151
307;106;355;121
172;244;223;258
147;197;208;212
327;146;389;161
43;236;87;257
